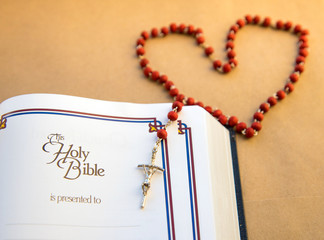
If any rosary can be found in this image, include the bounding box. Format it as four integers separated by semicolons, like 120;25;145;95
136;15;308;208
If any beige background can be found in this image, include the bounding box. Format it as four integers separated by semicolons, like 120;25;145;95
0;0;323;239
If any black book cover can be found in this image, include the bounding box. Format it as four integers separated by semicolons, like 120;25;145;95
228;127;248;240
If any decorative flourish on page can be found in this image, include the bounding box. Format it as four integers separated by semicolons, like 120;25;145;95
177;120;185;135
0;117;6;130
148;120;164;132
175;121;201;239
0;107;159;131
148;120;186;134
148;119;201;239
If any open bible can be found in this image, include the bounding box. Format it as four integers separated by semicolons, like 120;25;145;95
0;94;247;240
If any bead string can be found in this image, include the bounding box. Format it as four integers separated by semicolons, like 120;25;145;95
137;103;181;208
136;15;309;139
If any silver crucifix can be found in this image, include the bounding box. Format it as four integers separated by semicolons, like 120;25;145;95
137;164;164;208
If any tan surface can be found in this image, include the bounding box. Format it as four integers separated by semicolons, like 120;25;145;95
0;0;323;239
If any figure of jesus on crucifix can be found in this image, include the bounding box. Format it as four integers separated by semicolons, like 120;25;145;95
137;164;164;208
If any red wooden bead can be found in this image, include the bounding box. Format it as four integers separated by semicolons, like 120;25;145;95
161;27;169;36
195;28;203;35
137;38;145;46
285;83;294;93
157;129;167;139
227;33;235;40
276;90;286;100
295;64;304;73
276;20;284;29
212;109;222;118
296;56;305;64
159;75;168;84
218;115;228;125
151;28;159;37
195;101;204;108
226;41;234;49
143;67;152;77
204;106;213;113
141;31;149;40
140;58;149;68
260;103;270;113
175;94;185;102
251;122;262;131
196;36;205;44
228;116;238;127
299;42;308;49
237;19;245;28
223;63;232;73
168;111;178;121
169;88;179;97
290;73;299;83
187;25;195;35
227;50;236;59
293;24;302;34
230;25;239;33
213;60;222;69
245;127;255;138
136;47;145;56
284;21;292;30
172;101;184;112
151;71;160;81
187;97;195;105
245;15;253;24
253;112;264;121
229;58;238;66
178;24;186;33
205;46;214;56
164;81;174;90
262;17;271;27
301;29;309;35
299;35;308;43
236;122;247;133
170;23;177;33
253;15;261;24
267;96;277;106
299;49;308;57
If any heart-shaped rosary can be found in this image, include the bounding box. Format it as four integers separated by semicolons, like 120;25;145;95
136;15;308;208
